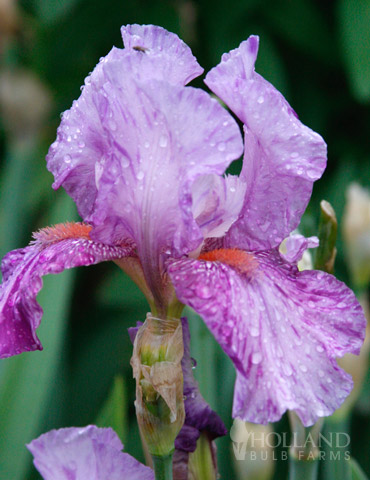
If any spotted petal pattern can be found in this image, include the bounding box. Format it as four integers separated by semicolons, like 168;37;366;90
27;426;154;480
168;250;365;425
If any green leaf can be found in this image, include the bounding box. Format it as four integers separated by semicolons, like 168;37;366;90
34;0;81;25
338;0;370;102
95;375;127;444
349;458;369;480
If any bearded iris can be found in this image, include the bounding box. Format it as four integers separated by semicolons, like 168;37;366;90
0;25;365;427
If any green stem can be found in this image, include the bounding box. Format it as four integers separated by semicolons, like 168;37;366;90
152;453;173;480
289;452;319;480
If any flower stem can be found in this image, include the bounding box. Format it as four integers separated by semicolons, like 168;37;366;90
152;453;173;480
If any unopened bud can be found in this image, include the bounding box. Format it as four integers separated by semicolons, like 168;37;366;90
343;183;370;287
0;68;52;141
314;200;337;274
131;315;185;457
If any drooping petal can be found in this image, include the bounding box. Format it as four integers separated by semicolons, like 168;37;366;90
191;174;247;240
27;426;154;480
0;223;133;358
168;249;365;426
205;36;327;251
121;24;203;84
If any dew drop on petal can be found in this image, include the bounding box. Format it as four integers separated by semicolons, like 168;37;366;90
217;142;226;152
136;171;144;180
159;135;168;148
251;352;262;364
64;154;72;164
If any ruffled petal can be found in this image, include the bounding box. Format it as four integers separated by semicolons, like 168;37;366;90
191;174;247;239
0;223;133;358
168;249;365;426
205;36;327;251
121;24;203;84
27;426;154;480
47;34;243;300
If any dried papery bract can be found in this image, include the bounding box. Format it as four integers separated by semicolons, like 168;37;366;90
131;315;185;458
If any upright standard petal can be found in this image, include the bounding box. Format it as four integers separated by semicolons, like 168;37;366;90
121;24;203;84
168;249;365;426
0;223;133;358
27;425;154;480
205;37;327;251
47;36;243;303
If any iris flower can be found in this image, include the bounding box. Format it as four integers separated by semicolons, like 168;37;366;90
27;425;154;480
0;25;365;426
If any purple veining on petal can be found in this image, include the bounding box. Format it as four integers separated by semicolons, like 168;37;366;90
0;231;133;358
168;249;365;426
121;24;203;85
27;425;154;480
46;29;243;303
281;234;319;264
205;36;327;251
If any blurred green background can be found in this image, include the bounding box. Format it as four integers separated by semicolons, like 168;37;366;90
0;0;369;479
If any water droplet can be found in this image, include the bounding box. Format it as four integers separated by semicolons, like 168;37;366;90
316;345;324;353
67;135;72;142
159;135;168;148
250;327;260;337
197;286;212;299
217;142;226;152
257;96;264;104
137;171;144;180
64;154;72;164
78;141;85;149
251;352;262;364
144;141;150;149
300;364;308;373
121;157;130;168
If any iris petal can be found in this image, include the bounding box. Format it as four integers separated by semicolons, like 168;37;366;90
0;224;133;358
27;425;154;480
205;36;327;251
168;249;365;425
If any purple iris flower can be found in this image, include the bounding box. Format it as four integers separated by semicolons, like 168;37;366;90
27;425;154;479
0;24;365;426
